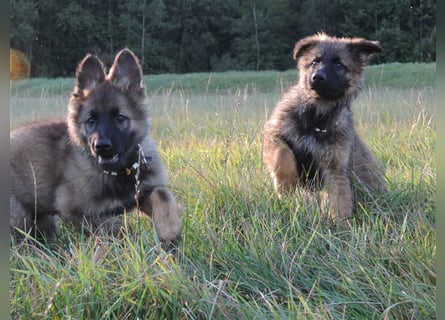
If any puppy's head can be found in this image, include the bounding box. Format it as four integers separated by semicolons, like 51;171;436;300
67;49;149;171
293;33;382;100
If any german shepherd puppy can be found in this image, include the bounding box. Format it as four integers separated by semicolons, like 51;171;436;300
10;49;181;246
263;33;386;228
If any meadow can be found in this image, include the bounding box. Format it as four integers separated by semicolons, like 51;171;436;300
10;63;436;319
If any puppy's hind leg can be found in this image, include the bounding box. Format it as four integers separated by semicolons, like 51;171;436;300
10;194;33;239
263;137;297;197
10;194;59;241
351;137;387;194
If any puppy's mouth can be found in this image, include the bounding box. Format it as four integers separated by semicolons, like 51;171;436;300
97;154;119;165
311;85;343;99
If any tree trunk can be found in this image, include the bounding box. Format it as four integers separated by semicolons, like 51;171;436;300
108;0;113;54
252;3;260;71
141;0;146;69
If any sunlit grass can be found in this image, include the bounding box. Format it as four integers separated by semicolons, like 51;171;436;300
10;64;435;319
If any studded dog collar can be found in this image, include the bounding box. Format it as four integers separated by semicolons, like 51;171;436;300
102;144;151;176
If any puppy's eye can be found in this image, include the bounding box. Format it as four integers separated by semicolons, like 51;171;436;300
335;62;345;71
115;114;128;123
311;59;321;66
86;117;96;125
114;114;130;131
85;117;96;131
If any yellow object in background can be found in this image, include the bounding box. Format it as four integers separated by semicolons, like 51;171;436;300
10;49;30;80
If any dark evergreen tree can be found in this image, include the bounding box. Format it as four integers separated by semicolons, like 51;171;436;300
9;0;436;77
10;0;38;69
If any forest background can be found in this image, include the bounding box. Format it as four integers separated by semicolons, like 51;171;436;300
10;0;436;77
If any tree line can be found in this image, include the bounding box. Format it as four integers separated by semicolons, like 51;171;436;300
10;0;436;77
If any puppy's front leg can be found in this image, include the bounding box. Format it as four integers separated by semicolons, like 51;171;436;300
323;168;353;230
263;137;297;197
142;186;181;246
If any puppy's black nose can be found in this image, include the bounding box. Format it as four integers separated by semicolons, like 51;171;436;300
94;137;112;151
311;70;327;83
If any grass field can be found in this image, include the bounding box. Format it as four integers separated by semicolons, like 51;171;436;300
10;63;435;319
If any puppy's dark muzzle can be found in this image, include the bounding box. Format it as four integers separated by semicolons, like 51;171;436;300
92;136;120;167
310;70;344;99
94;137;112;153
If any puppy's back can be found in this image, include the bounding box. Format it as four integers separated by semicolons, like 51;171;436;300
10;121;70;212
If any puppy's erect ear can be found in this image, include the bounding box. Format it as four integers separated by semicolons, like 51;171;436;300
293;36;319;61
348;39;383;64
108;48;144;95
351;39;383;55
74;53;106;96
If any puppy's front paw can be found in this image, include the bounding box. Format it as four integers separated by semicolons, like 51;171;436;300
149;186;182;243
